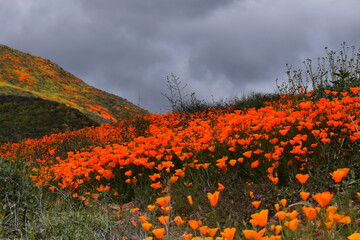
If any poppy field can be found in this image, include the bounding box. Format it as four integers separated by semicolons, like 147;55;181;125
0;87;359;239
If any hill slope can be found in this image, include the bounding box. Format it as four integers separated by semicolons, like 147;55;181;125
0;44;148;123
0;95;99;142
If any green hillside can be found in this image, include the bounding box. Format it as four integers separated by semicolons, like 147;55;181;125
0;95;99;142
0;44;148;124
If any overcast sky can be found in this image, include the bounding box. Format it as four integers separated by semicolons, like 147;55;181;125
1;0;359;113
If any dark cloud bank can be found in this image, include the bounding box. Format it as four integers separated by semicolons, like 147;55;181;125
1;0;359;112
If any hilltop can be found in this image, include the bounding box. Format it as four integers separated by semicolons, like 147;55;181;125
0;44;148;124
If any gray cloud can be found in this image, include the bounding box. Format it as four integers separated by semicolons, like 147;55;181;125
0;0;359;113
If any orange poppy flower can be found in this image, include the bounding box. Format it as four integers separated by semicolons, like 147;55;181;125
169;176;179;183
302;207;317;221
280;199;287;207
124;170;132;176
242;228;266;240
147;205;156;211
207;228;219;237
312;191;333;208
152;228;165;239
158;216;169;225
174;216;186;226
349;87;360;95
155;196;170;207
274;203;280;211
182;234;193;240
284;218;301;231
150;181;162;189
276;211;287;221
300;192;310;201
187;195;193;206
198;226;208;235
249;191;255;199
188;220;202;230
207;191;220;207
218;183;225;191
286;210;299;220
251;160;260;168
142;222;153;231
229;159;237;166
250;209;268;227
220;227;236;240
243;151;252;158
251;201;261;209
270;225;282;235
295;173;310;184
330;168;350;183
348;232;360;240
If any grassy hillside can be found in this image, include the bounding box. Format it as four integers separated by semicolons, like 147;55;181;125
0;44;148;124
0;95;99;143
0;88;359;239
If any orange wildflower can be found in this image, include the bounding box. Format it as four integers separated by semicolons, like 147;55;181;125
284;218;301;231
188;220;202;230
182;234;193;240
243;151;252;158
149;173;161;181
312;191;333;208
348;232;360;240
276;211;287;221
330;168;350;183
158;216;169;225
302;207;317;220
250;209;268;227
295;173;310;184
251;160;260;168
207;191;220;207
155;195;170;207
124;170;132;176
142;222;153;231
150;181;162;189
300;191;310;201
286;210;299;220
174;216;186;226
147;205;156;211
220;227;236;240
251;201;261;209
198;225;208;235
130;208;140;214
207;228;219;237
218;182;225;191
243;228;266;240
229;159;237;166
280;199;287;207
349;87;360;95
169;176;179;183
187;195;193;206
249;191;255;199
152;228;165;239
270;225;282;235
274;203;280;211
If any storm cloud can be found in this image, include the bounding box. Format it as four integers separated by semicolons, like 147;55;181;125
1;0;359;112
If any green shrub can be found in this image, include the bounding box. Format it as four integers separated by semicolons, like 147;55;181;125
277;42;360;99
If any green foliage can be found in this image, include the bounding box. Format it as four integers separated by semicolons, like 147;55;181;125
0;95;99;142
277;42;360;98
0;157;42;239
232;92;281;110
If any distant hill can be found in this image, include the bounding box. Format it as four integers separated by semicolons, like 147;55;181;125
0;95;99;143
0;44;148;124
